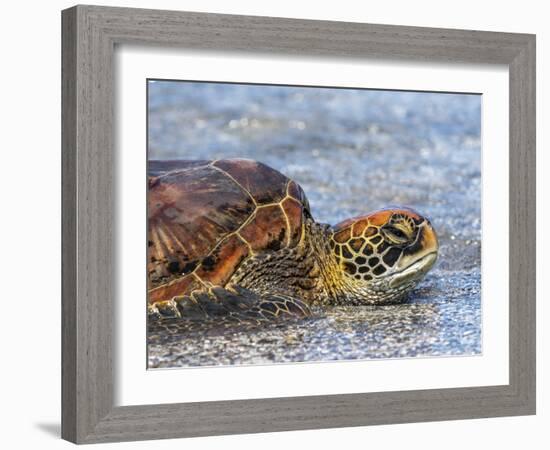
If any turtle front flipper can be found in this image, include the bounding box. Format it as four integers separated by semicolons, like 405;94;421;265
148;284;311;322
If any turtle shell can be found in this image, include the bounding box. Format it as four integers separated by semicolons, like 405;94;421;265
147;159;311;303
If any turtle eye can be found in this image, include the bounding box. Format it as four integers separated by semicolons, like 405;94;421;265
382;226;410;245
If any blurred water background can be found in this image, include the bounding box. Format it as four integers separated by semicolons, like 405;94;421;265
147;80;482;368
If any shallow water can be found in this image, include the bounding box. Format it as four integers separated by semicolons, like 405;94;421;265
147;81;482;368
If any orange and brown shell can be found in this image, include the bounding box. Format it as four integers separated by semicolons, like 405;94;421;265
147;159;311;304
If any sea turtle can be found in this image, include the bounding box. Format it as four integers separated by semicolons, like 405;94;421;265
148;159;438;322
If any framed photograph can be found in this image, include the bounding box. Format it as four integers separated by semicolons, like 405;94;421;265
61;5;535;444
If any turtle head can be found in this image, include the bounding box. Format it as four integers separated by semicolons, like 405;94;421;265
330;207;438;304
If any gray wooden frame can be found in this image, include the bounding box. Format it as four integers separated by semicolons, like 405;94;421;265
61;4;536;444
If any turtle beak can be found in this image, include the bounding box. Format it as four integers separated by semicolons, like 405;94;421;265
420;220;438;257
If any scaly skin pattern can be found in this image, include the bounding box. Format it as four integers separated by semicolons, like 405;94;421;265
230;212;438;307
